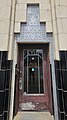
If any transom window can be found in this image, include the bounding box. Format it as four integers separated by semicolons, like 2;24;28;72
23;49;44;94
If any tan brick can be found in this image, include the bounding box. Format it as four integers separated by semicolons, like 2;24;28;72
14;22;20;33
40;0;50;4
15;10;26;22
59;34;67;50
12;0;16;9
26;0;40;3
53;35;59;60
56;6;67;18
46;21;53;33
0;21;5;34
40;4;50;10
17;0;27;3
57;19;63;33
8;35;14;60
0;0;11;7
51;0;54;7
40;10;46;22
0;6;11;20
16;3;26;11
60;0;67;5
62;19;67;33
53;20;57;34
0;34;9;51
0;0;6;7
17;0;50;4
4;20;10;34
51;7;55;20
0;20;10;34
40;10;51;22
10;21;14;35
17;0;39;4
11;8;15;21
55;0;60;5
6;0;11;7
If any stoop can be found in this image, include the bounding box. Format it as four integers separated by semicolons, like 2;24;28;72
13;111;54;120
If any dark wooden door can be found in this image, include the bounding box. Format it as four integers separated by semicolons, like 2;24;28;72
18;44;52;112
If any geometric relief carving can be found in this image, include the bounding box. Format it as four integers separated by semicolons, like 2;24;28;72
15;5;52;42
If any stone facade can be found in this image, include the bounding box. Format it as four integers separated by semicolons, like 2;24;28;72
0;0;67;120
0;0;67;59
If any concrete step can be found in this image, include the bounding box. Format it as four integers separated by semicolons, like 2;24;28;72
51;115;54;120
13;111;54;120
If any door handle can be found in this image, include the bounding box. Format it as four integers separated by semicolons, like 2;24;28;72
19;78;23;90
20;71;22;73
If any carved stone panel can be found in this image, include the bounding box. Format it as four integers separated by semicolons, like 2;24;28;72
15;5;52;42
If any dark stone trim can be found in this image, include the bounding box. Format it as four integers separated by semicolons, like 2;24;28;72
0;51;13;120
54;50;67;120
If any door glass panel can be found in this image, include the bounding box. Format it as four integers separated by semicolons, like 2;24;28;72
24;49;44;94
28;55;38;93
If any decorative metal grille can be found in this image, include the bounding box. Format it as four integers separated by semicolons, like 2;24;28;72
15;5;52;42
23;49;44;94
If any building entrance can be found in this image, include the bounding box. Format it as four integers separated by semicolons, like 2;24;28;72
17;44;52;112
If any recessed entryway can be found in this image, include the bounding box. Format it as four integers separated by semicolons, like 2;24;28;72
14;44;52;113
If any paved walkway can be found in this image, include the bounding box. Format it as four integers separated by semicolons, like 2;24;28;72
14;112;54;120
